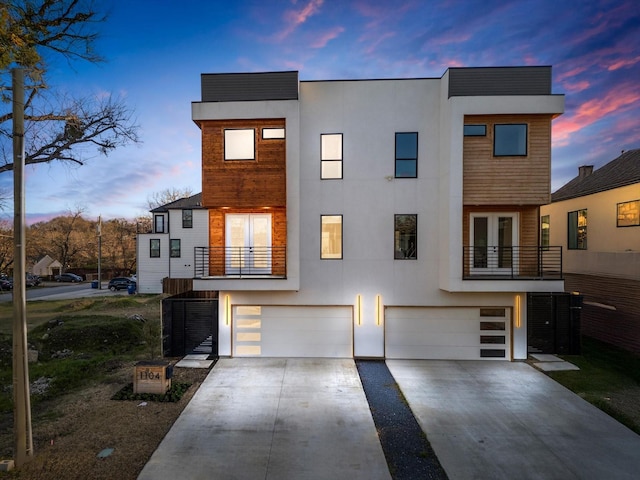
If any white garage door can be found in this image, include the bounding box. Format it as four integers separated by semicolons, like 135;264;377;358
233;306;353;358
385;307;510;360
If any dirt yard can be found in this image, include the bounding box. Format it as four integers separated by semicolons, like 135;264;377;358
0;361;211;480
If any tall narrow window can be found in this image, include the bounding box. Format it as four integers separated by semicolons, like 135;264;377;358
321;133;343;179
494;124;527;156
395;132;418;178
540;215;550;249
321;215;342;259
224;128;255;160
394;214;417;259
568;210;587;250
154;215;165;233
150;239;160;258
182;209;193;229
170;239;181;258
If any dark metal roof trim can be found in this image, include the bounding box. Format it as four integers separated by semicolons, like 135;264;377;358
448;66;552;97
201;71;299;102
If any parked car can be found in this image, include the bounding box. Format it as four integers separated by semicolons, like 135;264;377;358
108;277;135;291
55;273;83;282
26;273;41;287
0;276;12;291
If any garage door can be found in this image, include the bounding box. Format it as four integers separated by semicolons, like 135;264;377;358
385;307;510;360
233;306;353;358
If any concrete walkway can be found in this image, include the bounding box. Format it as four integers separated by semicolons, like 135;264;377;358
387;360;640;480
138;358;391;480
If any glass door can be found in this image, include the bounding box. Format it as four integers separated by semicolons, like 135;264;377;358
225;214;272;275
470;213;518;275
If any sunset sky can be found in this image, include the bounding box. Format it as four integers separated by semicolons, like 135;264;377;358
3;0;639;224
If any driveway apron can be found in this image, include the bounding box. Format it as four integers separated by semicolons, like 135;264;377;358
387;360;640;480
138;358;391;480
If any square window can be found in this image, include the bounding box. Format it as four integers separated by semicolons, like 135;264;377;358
568;209;587;250
395;132;418;178
321;133;343;179
224;128;255;160
154;215;165;233
394;214;417;259
262;127;285;139
494;124;527;156
150;239;160;258
170;239;181;258
464;124;486;136
321;215;342;259
617;200;639;227
182;209;193;229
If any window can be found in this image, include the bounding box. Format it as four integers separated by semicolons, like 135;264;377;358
150;239;160;258
464;124;486;136
321;215;342;259
262;127;285;139
617;200;639;227
494;124;527;156
182;209;193;229
170;239;181;258
321;133;342;179
224;128;255;160
541;215;550;249
568;209;587;250
394;214;417;259
154;215;165;233
395;132;418;178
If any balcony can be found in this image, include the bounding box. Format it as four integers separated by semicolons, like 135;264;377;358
195;246;287;278
462;246;562;280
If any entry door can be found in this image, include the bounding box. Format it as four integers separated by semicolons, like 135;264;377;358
226;214;272;275
470;213;518;274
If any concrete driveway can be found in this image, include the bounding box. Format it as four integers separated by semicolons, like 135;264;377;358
388;360;640;480
138;358;391;480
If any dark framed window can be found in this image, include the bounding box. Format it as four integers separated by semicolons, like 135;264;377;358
224;128;255;160
150;239;160;258
394;214;417;259
321;133;343;179
395;132;418;178
464;124;486;136
321;215;342;259
494;124;527;156
262;127;285;139
170;239;181;258
541;215;550;249
154;215;165;233
568;209;587;250
182;209;193;229
617;200;639;227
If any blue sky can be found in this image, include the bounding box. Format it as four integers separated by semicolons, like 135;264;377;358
5;0;639;224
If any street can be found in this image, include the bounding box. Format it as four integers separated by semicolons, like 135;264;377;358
0;282;114;302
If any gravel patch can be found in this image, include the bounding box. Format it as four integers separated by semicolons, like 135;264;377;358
356;360;448;480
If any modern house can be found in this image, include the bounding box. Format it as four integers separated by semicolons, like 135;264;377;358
138;66;566;360
541;149;640;353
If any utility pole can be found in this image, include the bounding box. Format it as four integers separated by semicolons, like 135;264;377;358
12;68;34;466
97;215;102;289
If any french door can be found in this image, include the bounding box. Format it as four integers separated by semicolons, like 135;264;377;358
225;214;272;275
470;213;518;275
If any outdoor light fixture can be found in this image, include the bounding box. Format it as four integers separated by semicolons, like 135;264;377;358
514;295;521;328
356;294;362;326
225;295;231;326
375;295;382;326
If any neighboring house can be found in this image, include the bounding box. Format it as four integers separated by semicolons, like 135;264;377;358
144;66;566;360
137;193;208;294
541;149;640;353
31;255;62;279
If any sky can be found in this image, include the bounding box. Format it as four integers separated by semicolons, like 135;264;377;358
3;0;639;224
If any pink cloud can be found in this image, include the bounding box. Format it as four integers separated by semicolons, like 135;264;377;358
562;80;590;93
607;55;640;71
310;26;345;48
274;0;324;42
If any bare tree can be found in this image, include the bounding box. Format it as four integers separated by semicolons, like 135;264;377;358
0;0;140;176
146;187;194;211
0;219;14;274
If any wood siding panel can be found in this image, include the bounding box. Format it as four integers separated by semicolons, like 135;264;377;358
201;119;286;208
463;115;552;205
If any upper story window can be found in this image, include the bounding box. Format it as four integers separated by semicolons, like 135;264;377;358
154;214;165;233
464;124;487;136
568;209;587;250
394;214;417;259
170;239;181;258
617;200;639;227
321;133;343;179
494;124;527;156
150;239;161;258
224;128;255;160
321;215;342;259
540;215;550;249
262;127;285;139
395;132;418;178
182;209;193;229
